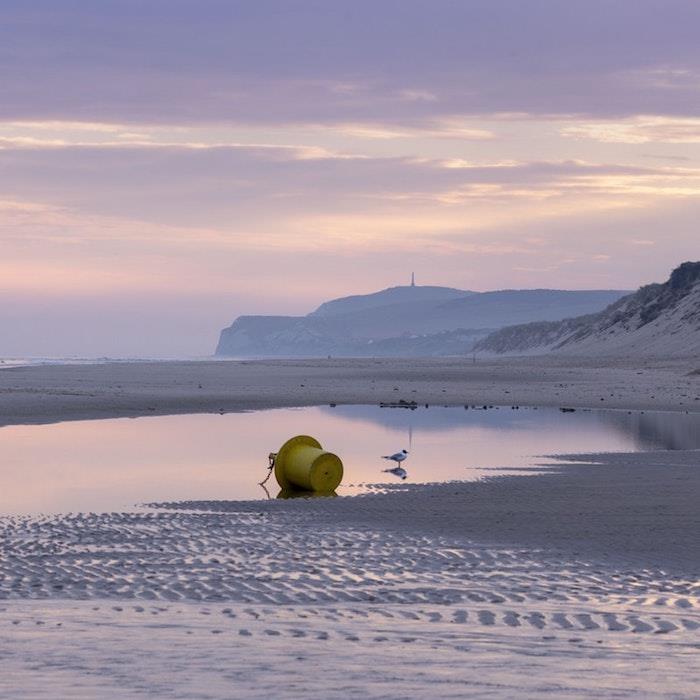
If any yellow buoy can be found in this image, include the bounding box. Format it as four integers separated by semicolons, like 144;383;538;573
273;435;343;493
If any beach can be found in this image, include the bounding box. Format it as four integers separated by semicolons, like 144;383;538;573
0;355;698;426
1;357;699;698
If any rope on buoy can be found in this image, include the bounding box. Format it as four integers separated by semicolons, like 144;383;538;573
260;452;277;486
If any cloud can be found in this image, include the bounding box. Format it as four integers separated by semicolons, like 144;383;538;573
562;116;700;144
2;144;698;244
397;89;438;103
321;120;494;141
0;122;371;160
4;121;128;133
2;2;700;125
641;153;692;162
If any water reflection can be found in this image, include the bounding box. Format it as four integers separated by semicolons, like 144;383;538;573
276;489;338;500
321;404;700;451
0;405;698;513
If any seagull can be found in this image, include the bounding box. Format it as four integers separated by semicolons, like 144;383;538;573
382;449;409;465
382;466;408;480
381;450;408;480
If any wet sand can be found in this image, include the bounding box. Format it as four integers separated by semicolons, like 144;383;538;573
1;452;699;697
0;355;699;427
1;357;699;697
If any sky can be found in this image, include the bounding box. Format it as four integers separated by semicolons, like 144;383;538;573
1;0;699;356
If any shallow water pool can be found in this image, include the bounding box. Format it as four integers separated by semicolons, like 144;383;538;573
1;405;699;513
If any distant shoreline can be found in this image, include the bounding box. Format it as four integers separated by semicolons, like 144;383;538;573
0;355;698;428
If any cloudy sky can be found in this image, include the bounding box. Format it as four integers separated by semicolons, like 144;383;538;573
2;0;699;356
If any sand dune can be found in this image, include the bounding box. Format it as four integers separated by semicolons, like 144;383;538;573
476;262;700;359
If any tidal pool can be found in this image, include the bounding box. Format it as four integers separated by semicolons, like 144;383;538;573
1;405;699;513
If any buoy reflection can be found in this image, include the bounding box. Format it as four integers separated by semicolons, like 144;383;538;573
276;489;338;499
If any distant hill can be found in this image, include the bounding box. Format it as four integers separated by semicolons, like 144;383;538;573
306;285;474;339
426;289;631;330
215;284;629;357
310;285;470;318
474;262;700;359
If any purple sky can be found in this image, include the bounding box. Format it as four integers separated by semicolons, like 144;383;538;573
1;1;699;356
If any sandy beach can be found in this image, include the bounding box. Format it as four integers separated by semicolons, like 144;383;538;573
2;450;699;698
1;355;698;427
1;358;699;698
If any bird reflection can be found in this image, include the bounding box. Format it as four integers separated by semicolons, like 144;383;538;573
382;465;408;480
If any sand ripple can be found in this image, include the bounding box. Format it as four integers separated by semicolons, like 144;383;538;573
2;448;699;697
1;508;698;641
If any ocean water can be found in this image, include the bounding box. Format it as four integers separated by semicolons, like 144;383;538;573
0;356;220;369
